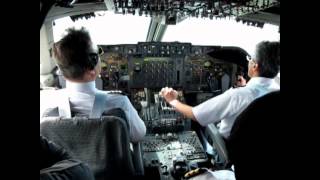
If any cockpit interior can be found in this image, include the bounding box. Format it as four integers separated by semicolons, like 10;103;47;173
40;1;280;179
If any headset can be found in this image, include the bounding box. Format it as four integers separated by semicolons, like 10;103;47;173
88;53;99;70
88;47;104;70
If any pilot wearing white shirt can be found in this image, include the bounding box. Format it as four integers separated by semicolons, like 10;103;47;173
41;27;146;142
160;41;280;139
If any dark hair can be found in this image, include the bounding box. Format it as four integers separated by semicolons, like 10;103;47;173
255;41;280;78
53;27;98;80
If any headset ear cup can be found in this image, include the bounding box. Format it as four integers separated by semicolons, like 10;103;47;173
88;54;98;69
92;56;98;68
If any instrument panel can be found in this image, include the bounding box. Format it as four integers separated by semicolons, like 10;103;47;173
142;131;207;169
100;51;129;90
141;95;209;179
99;42;238;92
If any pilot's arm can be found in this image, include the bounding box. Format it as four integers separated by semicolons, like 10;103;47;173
40;135;72;169
122;96;147;142
160;87;195;120
105;95;146;142
160;87;237;126
40;136;95;180
160;87;196;120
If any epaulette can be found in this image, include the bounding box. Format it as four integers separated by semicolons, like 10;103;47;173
107;90;126;95
183;168;208;179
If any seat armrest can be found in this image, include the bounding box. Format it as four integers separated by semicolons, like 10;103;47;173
131;142;145;176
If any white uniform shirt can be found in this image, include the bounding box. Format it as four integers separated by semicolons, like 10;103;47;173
192;77;280;138
189;170;235;180
40;81;146;142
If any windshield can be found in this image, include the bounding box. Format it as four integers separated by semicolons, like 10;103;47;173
52;11;151;44
162;17;279;55
48;11;280;81
53;12;279;55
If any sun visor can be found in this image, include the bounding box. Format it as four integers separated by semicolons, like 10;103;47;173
207;47;249;67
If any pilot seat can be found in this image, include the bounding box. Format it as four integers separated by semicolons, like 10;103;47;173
40;112;144;180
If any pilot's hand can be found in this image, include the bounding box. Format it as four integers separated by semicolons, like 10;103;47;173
160;87;178;103
236;75;246;87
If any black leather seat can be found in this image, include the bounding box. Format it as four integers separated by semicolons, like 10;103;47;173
40;115;142;180
226;90;280;180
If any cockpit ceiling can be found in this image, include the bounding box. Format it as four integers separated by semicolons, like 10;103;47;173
237;4;280;25
44;0;280;26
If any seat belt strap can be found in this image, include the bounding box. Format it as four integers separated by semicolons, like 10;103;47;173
57;89;72;118
50;90;106;118
89;91;107;118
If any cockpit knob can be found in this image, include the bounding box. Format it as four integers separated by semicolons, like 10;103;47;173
134;63;141;72
171;156;189;180
204;61;211;68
